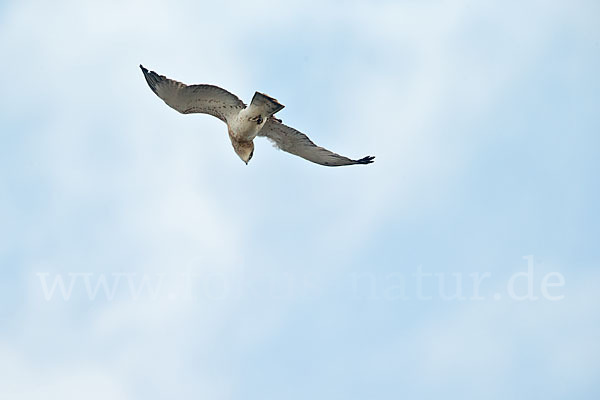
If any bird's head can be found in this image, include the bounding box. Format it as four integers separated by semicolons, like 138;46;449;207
231;138;254;165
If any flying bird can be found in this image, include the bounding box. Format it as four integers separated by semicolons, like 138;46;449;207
140;65;374;167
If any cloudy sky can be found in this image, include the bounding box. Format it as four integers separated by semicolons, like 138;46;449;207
1;0;599;399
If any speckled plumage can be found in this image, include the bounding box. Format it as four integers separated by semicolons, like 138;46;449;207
140;65;375;167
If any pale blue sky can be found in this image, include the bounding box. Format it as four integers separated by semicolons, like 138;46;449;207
1;1;599;399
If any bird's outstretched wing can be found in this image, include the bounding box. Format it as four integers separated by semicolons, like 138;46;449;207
258;118;375;167
140;65;245;123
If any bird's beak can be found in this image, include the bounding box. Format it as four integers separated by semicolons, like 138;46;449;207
244;161;248;165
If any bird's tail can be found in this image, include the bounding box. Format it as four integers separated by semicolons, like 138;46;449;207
249;92;285;117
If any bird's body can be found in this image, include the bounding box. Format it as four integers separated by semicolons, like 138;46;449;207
231;92;285;140
140;65;374;166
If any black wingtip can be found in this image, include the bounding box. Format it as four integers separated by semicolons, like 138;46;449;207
355;155;375;165
139;65;160;95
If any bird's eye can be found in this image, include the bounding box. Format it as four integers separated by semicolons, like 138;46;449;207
249;150;254;160
256;116;263;124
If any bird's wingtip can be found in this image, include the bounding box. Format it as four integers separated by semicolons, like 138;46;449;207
355;155;375;165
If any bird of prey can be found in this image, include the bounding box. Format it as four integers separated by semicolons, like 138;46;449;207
140;65;375;167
